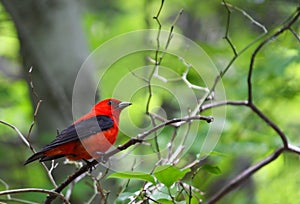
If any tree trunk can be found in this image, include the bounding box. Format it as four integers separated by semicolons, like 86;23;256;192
1;0;95;136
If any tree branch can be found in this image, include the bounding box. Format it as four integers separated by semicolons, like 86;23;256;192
248;103;288;147
200;100;248;112
205;147;285;204
0;120;31;148
247;6;300;103
222;0;238;56
201;100;289;148
0;188;70;204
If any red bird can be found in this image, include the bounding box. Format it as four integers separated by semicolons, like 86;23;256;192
25;98;131;164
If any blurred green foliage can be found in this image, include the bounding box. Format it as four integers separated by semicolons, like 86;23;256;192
0;0;299;203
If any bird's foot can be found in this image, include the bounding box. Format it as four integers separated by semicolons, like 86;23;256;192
83;159;98;173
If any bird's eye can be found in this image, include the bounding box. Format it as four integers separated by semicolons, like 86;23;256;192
107;100;113;105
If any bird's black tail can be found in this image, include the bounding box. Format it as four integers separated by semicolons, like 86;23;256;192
24;152;45;165
24;151;66;165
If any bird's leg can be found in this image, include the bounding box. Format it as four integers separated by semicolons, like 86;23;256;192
83;159;97;173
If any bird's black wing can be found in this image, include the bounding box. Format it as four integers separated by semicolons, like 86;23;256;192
40;115;114;152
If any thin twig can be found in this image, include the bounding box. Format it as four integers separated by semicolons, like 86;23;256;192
144;0;166;162
200;100;248;112
222;0;238;56
289;27;300;42
287;144;300;154
150;117;161;162
65;172;86;201
145;1;184;164
145;0;165;115
0;188;70;204
27;67;58;188
0;120;31;148
169;119;192;165
0;178;10;200
28;67;39;101
222;1;267;34
27;66;43;142
27;99;42;142
167;127;178;161
0;121;58;188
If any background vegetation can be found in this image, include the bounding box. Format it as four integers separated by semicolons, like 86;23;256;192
0;0;299;203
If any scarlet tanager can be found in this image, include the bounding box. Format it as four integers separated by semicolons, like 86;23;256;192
25;98;131;164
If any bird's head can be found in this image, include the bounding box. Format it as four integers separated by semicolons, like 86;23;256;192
94;98;132;119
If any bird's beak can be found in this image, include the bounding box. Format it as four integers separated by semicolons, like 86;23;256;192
118;101;132;109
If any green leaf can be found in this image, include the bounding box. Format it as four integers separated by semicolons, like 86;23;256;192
154;165;190;188
202;164;222;175
156;198;173;204
108;171;155;184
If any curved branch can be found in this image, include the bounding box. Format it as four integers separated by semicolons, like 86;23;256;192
0;188;70;204
200;100;248;112
247;6;300;103
0;120;31;148
249;103;288;147
287;144;300;154
205;147;285;204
